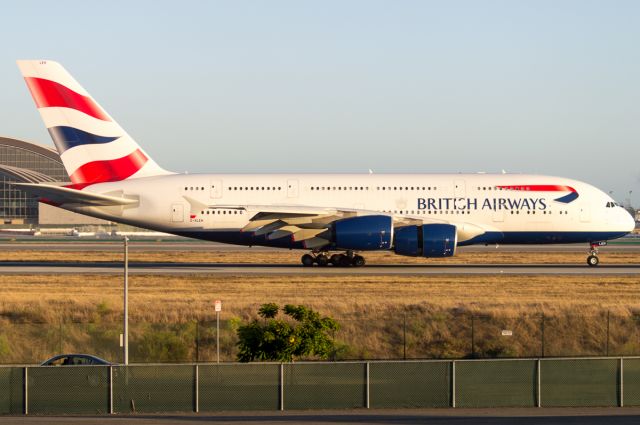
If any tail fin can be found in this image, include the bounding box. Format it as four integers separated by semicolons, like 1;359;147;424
17;60;171;186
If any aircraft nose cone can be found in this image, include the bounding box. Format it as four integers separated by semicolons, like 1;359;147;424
624;210;636;233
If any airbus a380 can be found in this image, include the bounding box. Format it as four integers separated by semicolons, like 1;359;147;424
14;60;635;267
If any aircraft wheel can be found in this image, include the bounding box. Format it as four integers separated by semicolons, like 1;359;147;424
316;254;329;267
301;254;314;267
587;255;599;267
338;255;352;267
329;254;342;266
352;255;366;267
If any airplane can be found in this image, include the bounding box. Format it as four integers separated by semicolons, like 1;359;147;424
14;60;635;267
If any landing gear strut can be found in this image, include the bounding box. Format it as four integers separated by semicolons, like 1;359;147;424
587;243;600;267
300;251;366;267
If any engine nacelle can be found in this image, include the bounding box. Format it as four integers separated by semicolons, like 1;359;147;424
333;215;393;250
394;223;457;257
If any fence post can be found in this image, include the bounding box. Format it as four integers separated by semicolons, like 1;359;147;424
451;361;456;408
24;367;28;415
537;359;541;407
365;362;370;409
194;364;199;413
109;366;113;414
279;363;284;411
620;357;624;407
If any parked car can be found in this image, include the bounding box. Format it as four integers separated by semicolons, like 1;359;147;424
40;354;113;366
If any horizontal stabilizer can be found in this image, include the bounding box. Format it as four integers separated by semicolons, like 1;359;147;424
13;183;138;207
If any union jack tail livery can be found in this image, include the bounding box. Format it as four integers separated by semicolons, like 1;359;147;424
17;60;170;186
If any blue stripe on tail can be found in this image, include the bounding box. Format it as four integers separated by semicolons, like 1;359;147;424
47;126;119;154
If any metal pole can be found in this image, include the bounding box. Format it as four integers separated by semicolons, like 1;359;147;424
124;236;129;365
537;359;542;407
24;367;28;415
279;363;284;411
216;311;220;363
194;364;199;413
620;357;624;407
365;362;370;409
451;361;456;408
109;366;113;414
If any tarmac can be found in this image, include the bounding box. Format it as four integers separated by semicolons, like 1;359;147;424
0;261;638;275
0;240;637;275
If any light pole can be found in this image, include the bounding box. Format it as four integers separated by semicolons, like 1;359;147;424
123;236;129;365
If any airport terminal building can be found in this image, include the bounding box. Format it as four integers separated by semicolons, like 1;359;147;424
0;136;105;226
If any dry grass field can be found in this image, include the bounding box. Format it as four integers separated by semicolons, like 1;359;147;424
1;273;640;323
0;247;639;362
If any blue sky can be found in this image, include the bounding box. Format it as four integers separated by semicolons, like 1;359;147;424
2;1;639;204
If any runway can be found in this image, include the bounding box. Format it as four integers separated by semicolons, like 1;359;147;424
1;261;638;275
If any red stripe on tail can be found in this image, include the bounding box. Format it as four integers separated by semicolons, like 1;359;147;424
24;77;111;121
69;149;148;184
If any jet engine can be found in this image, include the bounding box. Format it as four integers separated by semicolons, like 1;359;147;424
331;215;393;250
394;223;457;257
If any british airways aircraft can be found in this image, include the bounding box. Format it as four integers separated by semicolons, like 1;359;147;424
15;60;635;267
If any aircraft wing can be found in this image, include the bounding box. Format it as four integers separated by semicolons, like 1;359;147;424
13;183;139;207
183;196;487;248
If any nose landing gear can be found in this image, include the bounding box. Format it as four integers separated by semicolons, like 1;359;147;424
300;251;366;267
587;242;601;267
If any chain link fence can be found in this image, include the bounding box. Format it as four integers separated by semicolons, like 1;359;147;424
1;358;640;414
2;311;640;364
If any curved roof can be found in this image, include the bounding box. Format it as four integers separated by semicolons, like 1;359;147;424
0;136;62;164
0;164;57;183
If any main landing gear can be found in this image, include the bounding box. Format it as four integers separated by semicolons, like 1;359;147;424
301;251;366;267
587;242;601;267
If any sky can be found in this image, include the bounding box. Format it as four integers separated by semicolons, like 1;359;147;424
1;1;639;205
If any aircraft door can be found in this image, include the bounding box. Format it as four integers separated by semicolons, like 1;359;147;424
287;179;299;198
171;204;184;222
210;179;222;199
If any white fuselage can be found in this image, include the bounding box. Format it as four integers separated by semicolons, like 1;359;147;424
68;173;634;248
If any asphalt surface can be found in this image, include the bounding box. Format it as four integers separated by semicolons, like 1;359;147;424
0;240;637;275
0;261;638;275
2;408;640;424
